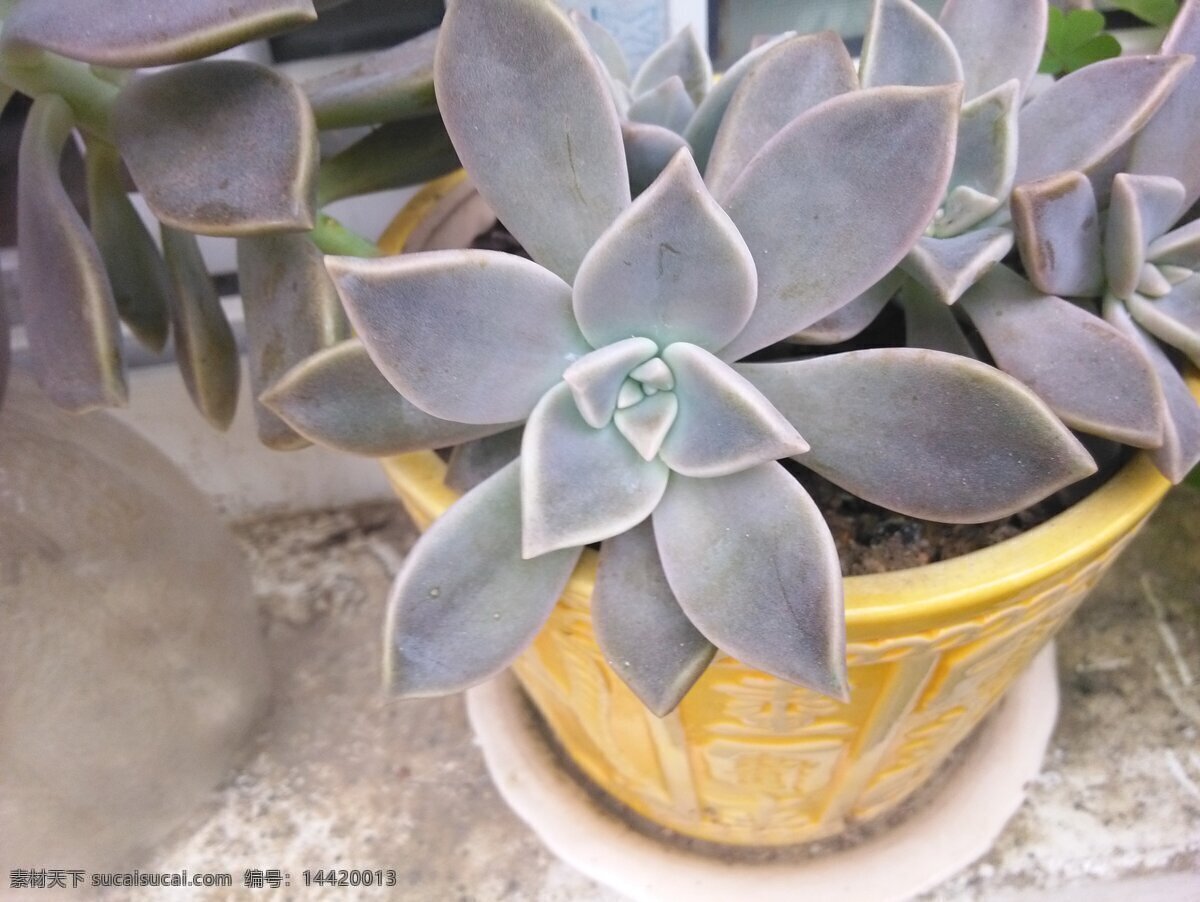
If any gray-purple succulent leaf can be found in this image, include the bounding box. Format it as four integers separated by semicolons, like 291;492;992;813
1105;173;1188;300
260;339;518;456
159;225;240;431
1147;219;1200;268
436;0;631;283
931;79;1019;239
83;137;171;352
938;0;1048;101
574;150;756;353
630;24;712;107
0;0;316;67
563;337;660;429
592;520;716;717
384;461;583;697
957;265;1166;447
237;232;349;450
1015;54;1193;187
622;122;691;197
303;28;438;130
627;75;696;133
860;0;964;90
1105;297;1200;482
1127;282;1200;367
569;11;631;84
1128;0;1200;209
654;462;847;699
739;348;1097;523
613;390;679;460
444;428;525;495
326;250;590;426
18;94;127;412
791;272;902;346
1010;171;1105;297
898;279;978;357
113;61;318;236
704;31;858;202
900;227;1015;305
522;382;671;557
683;32;795;172
718;84;961;360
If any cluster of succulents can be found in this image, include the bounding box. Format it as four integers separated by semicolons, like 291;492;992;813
3;0;1198;715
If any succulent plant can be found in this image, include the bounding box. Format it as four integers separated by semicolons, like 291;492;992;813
265;0;1096;715
0;0;454;441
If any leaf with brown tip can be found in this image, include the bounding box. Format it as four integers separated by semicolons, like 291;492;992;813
114;61;318;236
84;138;170;352
17;95;126;412
237;233;349;449
160;225;240;430
1010;171;1104;297
2;0;315;67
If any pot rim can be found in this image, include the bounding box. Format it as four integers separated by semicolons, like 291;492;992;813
379;171;1197;642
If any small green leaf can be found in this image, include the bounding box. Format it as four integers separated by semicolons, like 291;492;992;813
1111;0;1180;27
1040;8;1122;75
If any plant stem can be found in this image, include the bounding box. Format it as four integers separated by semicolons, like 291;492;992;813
311;214;381;258
0;36;117;137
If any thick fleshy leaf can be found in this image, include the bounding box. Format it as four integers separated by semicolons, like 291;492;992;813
385;462;582;697
574;151;756;353
705;31;857;201
958;265;1164;446
444;428;525;495
83;139;170;352
237;233;350;449
570;11;631;84
160;225;239;430
631;25;711;106
436;0;630;282
114;61;317;236
1010;171;1104;297
1128;278;1200;366
659;343;806;478
592;520;715;716
1129;1;1200;208
563;337;659;428
859;0;964;89
791;272;901;345
304;28;438;129
622;122;690;197
522;383;670;558
1138;264;1174;298
614;391;679;460
740;349;1097;522
721;85;960;359
1149;219;1200;269
627;76;696;133
1105;298;1200;482
933;80;1019;238
939;0;1047;100
653;463;846;698
17;95;125;412
1;0;315;67
316;116;460;206
1015;54;1192;186
899;280;977;357
684;32;793;172
900;228;1013;306
1106;173;1187;300
260;340;515;456
326;251;588;425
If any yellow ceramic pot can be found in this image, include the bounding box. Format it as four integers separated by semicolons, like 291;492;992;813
380;172;1195;847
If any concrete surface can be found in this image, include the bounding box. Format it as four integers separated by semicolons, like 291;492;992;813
115;486;1199;901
